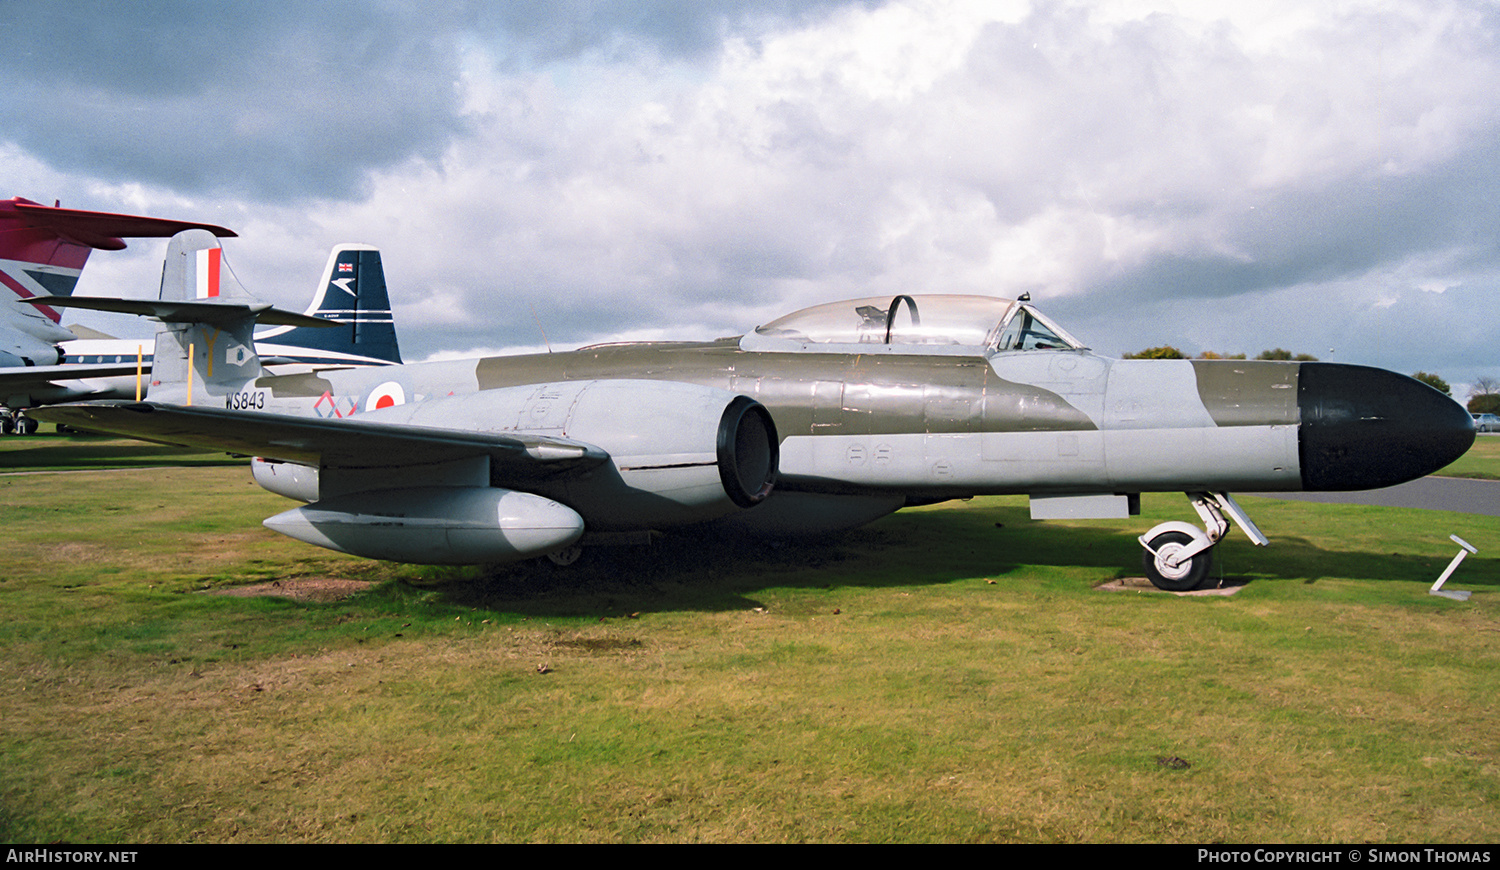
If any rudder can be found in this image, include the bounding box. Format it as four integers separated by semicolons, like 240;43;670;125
148;230;264;405
256;244;402;365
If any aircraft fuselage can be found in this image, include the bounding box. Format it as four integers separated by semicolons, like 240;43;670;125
249;338;1471;506
30;238;1477;586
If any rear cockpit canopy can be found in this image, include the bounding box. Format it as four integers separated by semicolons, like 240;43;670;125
739;294;1086;355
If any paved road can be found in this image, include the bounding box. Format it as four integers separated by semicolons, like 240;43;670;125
1249;476;1500;517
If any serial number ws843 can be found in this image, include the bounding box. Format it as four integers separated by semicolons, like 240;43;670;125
225;390;267;410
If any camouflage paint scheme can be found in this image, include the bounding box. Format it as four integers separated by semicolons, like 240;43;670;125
252;328;1425;502
32;231;1476;586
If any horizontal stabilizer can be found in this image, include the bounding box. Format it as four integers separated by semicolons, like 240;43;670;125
9;199;236;251
24;296;335;329
30;400;610;477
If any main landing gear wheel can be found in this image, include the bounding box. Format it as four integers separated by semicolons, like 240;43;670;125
546;544;584;567
1141;530;1213;591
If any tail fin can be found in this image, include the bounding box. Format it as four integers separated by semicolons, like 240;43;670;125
147;230;264;405
0;196;236;323
0;196;236;367
27;230;334;407
255;244;403;365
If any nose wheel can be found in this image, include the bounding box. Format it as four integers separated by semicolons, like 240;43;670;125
1138;492;1267;591
1141;529;1214;591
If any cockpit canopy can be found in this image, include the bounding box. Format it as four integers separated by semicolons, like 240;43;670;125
742;294;1086;355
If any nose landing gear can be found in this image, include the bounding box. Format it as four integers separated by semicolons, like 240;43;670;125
1138;492;1267;591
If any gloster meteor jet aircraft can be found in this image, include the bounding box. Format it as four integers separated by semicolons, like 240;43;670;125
32;231;1475;590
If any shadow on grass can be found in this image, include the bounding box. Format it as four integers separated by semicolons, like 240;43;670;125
392;501;1497;619
0;434;241;470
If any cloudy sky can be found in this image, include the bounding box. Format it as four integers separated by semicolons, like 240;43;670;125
6;0;1498;393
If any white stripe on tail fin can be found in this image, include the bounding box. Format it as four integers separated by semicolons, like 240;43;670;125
25;229;335;408
196;246;223;298
149;230;262;404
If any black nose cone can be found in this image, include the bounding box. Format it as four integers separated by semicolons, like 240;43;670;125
1299;363;1475;491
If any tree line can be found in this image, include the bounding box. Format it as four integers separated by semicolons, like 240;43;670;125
1120;346;1318;361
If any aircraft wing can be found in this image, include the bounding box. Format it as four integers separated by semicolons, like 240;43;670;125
26;296;335;329
1;363;148;406
11;200;236;250
30;400;609;477
0;361;145;388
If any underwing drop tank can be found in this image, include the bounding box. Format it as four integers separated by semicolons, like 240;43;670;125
263;486;585;564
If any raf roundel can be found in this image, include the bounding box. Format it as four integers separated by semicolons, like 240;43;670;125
366;381;405;412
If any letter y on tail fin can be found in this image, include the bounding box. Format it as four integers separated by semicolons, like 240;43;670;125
23;229;335;407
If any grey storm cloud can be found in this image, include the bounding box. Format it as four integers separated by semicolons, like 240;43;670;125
1091;138;1500;305
0;1;469;199
0;0;880;201
7;0;1498;389
476;0;885;64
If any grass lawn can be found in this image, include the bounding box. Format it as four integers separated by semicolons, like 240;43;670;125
0;428;242;472
1438;434;1500;480
0;435;1495;842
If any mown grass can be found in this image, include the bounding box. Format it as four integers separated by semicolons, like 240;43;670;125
0;440;1496;843
0;428;242;472
1438;434;1500;480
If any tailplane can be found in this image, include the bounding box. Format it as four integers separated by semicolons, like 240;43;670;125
0;196;235;367
26;230;332;407
256;244;402;365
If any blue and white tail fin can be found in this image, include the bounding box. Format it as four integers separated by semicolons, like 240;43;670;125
256;244;402;366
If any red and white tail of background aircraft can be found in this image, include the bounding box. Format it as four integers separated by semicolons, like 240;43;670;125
0;197;402;434
0;196;236;432
0;196;237;365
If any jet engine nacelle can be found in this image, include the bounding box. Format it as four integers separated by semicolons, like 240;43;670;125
254;380;780;542
262;486;585;564
252;456;319;502
353;379;779;530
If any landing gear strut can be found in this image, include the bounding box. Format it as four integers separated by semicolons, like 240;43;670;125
1;411;38;435
1138;492;1268;591
546;544;584;566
